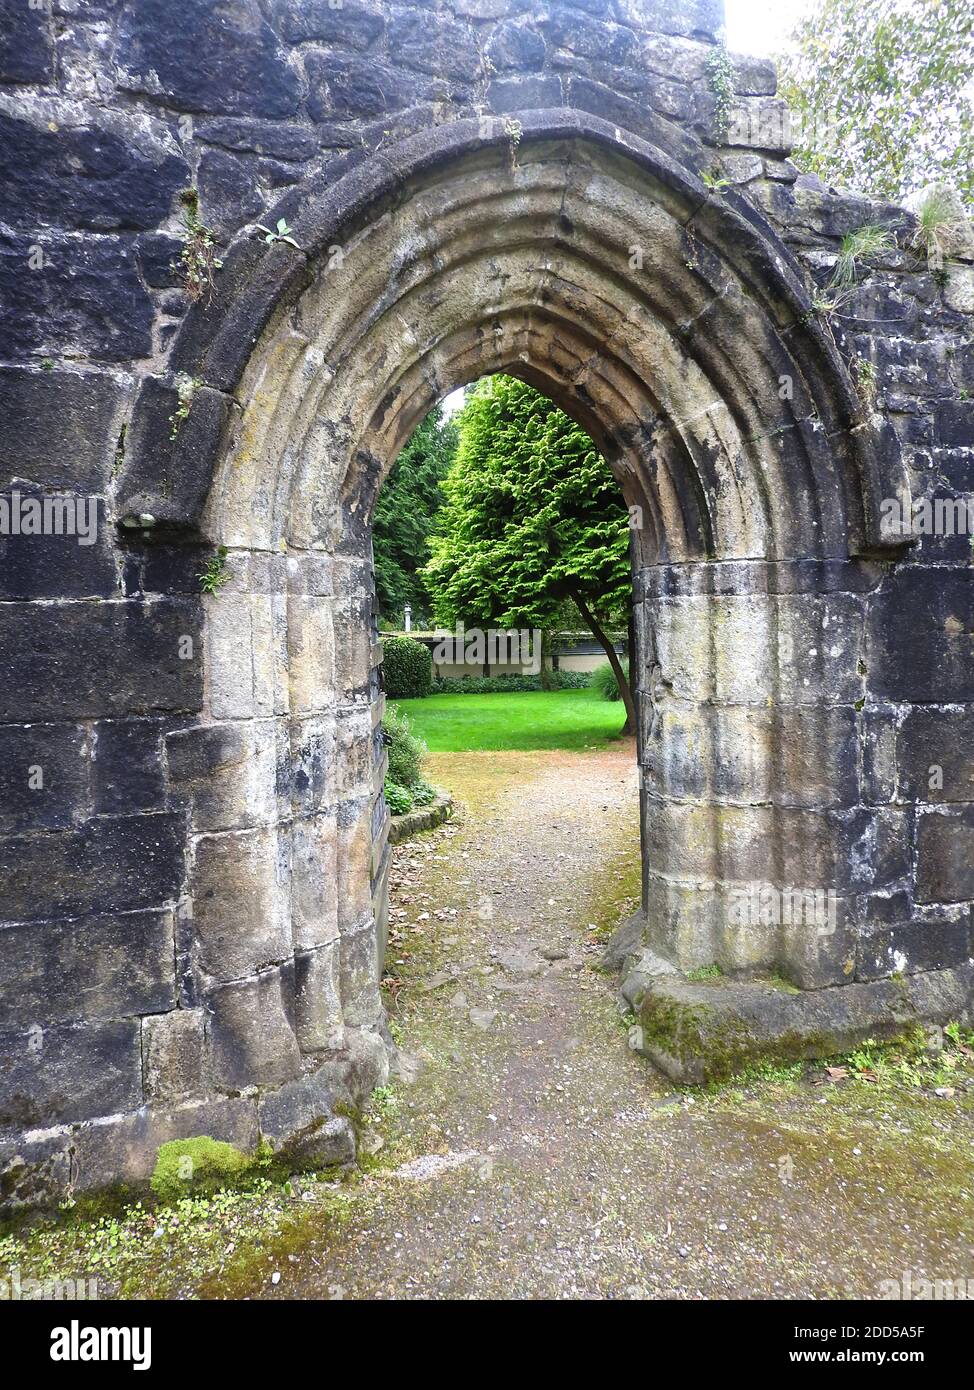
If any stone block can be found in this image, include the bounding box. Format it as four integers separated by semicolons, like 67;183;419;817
306;52;435;121
860;705;898;804
337;796;376;930
0;102;188;233
257;1061;356;1167
135;231;183;289
617;0;723;43
339;918;381;1026
92;718;166;816
207;969;302;1090
336;704;374;797
0;230;153;363
642;799;887;894
282;0;386;49
641;702;859;808
485;74;564;115
0;814;184;922
0;723;88;831
542;9;636;64
726;97;793;153
117;0;302;118
166;720;278;831
287;594;336;713
388;9;482;83
633;964;974;1084
856;917;973;982
897;706;974;803
292;942;344;1053
290;715;337;816
486;21;547;71
72;1096;259;1192
0;493;116;600
189;828;291;981
0;1129;72;1213
0;1018;142;1130
648;592;863;705
290;812;339;951
197;145;263;238
916;808;974;903
0;909;176;1026
0;599;204;722
867;568;974;702
119;376;239;528
0;366;130;492
142;1009;207;1103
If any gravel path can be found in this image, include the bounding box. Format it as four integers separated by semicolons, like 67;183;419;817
255;746;974;1300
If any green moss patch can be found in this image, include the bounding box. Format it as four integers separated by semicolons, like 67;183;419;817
150;1137;252;1205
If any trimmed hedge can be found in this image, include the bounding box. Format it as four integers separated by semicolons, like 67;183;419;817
430;670;590;695
381;636;432;698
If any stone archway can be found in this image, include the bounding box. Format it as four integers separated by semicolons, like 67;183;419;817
106;110;957;1149
4;4;973;1197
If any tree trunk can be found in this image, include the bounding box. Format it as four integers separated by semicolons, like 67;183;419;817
569;587;637;736
539;629;555;690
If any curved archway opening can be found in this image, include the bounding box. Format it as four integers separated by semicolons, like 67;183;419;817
117;114;906;1106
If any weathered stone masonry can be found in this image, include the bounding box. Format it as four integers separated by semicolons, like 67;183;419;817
0;0;971;1204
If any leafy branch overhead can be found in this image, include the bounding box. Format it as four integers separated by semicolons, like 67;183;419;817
779;0;974;212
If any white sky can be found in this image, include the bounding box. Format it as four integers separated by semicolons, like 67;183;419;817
440;386;467;417
437;1;814;419
725;0;813;56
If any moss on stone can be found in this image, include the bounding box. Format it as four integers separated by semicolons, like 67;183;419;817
150;1137;251;1205
686;963;723;982
640;986;840;1085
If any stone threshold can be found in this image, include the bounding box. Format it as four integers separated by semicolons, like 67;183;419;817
619;952;974;1085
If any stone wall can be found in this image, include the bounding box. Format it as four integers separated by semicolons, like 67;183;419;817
0;0;971;1204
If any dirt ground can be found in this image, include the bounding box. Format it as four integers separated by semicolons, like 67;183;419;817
247;744;974;1300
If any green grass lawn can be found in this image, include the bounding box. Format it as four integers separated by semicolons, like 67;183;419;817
389;686;629;752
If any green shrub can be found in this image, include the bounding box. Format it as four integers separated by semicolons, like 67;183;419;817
150;1137;251;1204
382;705;426;786
591;660;629;702
430;670;589;695
381;636;432;698
410;779;437;807
384;780;413;816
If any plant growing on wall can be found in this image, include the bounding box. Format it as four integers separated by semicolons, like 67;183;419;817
175;189;222;302
255;218;301;249
706;45;735;145
169;374;201;439
197;546;231;596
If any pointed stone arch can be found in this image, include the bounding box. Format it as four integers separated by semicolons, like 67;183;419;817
108;111;935;1110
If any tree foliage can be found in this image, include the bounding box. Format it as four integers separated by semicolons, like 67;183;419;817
372;405;458;624
425;377;630;627
779;0;974;211
423;375;636;729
